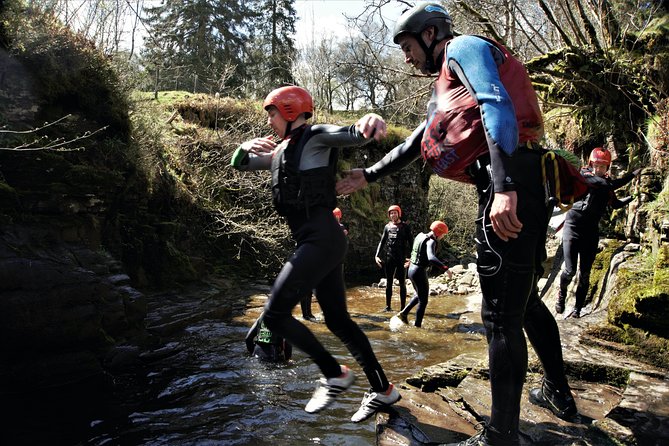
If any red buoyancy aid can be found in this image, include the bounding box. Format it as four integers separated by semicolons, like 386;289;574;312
422;37;544;183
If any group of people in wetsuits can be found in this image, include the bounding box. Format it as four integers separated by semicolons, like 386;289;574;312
234;3;640;444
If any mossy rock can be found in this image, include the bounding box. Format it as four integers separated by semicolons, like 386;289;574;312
608;259;669;339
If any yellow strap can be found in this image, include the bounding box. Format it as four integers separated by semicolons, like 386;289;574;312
542;151;575;212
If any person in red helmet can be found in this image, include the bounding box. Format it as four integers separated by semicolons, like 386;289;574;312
557;147;641;318
397;221;452;327
375;205;412;312
301;207;348;321
231;85;400;423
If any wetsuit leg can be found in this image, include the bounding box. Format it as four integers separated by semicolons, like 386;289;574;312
316;263;390;392
401;264;421;315
559;224;578;301
300;291;314;318
396;262;408;309
263;211;347;379
474;152;566;444
384;258;398;309
411;267;429;327
574;235;598;310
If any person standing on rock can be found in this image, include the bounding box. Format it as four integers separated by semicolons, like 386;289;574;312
556;147;641;318
375;205;412;312
230;85;400;423
397;220;452;327
336;4;577;444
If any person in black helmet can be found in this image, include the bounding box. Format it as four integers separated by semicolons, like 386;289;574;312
231;85;400;423
375;204;412;312
337;3;577;444
397;220;452;327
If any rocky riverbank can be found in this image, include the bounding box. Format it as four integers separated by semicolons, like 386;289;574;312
375;242;669;445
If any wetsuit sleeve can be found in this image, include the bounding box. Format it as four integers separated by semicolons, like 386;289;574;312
363;121;425;183
426;238;448;270
375;225;389;258
230;146;273;171
610;172;636;190
610;192;633;209
245;318;260;354
308;124;372;148
446;36;518;192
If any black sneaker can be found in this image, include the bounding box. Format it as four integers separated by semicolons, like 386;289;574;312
555;296;565;314
445;424;490;445
529;379;577;420
397;312;408;324
382;306;392;312
567;308;581;318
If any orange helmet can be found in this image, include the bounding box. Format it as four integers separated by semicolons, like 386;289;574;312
388;205;402;218
332;207;342;219
588;147;612;166
430;220;449;238
263;86;313;121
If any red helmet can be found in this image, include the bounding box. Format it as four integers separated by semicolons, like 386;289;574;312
430;220;449;238
263;86;313;121
388;205;402;218
332;207;342;219
589;147;612;166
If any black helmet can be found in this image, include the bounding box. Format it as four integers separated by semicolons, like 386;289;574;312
393;3;453;44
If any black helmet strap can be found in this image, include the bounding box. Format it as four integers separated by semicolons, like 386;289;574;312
415;29;442;74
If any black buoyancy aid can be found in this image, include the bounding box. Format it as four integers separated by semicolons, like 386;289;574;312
271;125;338;216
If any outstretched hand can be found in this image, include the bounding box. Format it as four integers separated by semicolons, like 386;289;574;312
356;113;387;141
240;137;276;155
490;191;522;242
336;168;368;195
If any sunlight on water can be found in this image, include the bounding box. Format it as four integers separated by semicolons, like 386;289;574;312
85;285;486;445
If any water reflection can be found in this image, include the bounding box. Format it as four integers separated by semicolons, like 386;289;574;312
18;286;486;445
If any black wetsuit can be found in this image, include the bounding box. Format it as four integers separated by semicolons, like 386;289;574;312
375;221;412;310
300;221;348;319
559;169;635;311
233;123;390;392
399;232;448;327
360;36;572;444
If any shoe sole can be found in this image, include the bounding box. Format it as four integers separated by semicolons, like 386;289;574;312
305;373;356;414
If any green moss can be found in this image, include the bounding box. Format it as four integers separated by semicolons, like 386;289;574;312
608;252;669;339
564;361;630;388
586;240;624;305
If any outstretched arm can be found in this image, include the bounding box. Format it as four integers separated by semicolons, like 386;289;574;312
230;137;276;171
336;121;425;195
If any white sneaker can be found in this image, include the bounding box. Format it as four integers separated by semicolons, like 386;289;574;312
351;383;401;423
304;365;355;413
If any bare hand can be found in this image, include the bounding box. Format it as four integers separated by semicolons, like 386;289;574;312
336;169;368;195
404;259;410;269
632;168;642;176
356;113;387;141
446;269;452;279
375;256;383;268
489;191;522;241
240;137;276;155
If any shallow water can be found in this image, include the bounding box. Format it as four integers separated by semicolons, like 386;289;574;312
12;285;487;445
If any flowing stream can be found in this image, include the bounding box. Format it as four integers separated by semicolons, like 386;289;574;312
11;285;487;445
